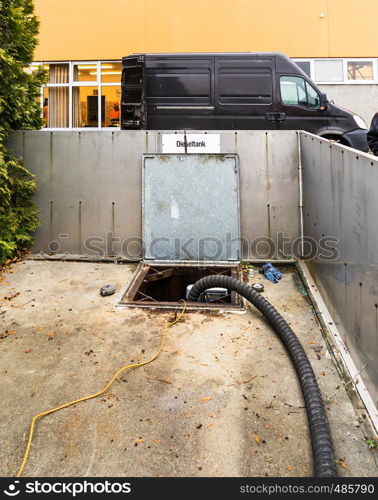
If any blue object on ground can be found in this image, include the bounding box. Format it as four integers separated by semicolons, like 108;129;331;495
261;262;282;283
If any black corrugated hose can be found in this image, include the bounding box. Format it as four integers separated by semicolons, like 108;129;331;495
188;275;337;477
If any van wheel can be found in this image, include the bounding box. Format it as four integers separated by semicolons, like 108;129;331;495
323;135;348;146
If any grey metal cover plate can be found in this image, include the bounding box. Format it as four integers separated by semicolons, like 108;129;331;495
143;154;240;261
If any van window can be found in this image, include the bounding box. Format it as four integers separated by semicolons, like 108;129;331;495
147;71;211;99
280;76;320;109
306;82;321;109
218;71;272;104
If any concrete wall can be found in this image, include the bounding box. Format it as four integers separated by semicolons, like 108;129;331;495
7;130;301;260
319;84;378;126
300;132;378;408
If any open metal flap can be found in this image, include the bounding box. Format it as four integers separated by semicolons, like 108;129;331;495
143;154;241;262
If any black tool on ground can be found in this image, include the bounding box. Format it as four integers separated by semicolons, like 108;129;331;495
188;275;337;478
100;284;116;296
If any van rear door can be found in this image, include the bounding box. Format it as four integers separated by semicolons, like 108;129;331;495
145;55;214;129
276;75;328;133
121;55;146;129
214;56;277;129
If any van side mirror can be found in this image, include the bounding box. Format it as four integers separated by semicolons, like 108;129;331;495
319;93;328;110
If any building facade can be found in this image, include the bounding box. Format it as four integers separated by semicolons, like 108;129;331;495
32;0;378;129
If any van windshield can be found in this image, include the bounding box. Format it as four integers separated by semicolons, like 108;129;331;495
280;76;321;109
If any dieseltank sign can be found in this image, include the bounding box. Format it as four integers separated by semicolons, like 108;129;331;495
162;134;220;153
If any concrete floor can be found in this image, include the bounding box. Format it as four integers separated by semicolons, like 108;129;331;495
0;260;377;477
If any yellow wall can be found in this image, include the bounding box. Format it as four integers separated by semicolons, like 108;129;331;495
34;0;377;61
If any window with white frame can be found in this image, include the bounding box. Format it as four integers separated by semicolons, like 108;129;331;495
293;58;378;84
30;61;122;129
294;60;311;77
315;60;344;83
347;60;374;81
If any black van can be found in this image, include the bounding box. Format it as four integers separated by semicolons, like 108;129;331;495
121;53;369;152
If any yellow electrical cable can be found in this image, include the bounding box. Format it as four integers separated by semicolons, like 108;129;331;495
16;301;187;477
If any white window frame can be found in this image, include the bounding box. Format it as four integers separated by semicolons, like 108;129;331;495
345;58;377;84
36;60;122;130
294;57;378;85
292;58;312;78
313;58;344;84
99;60;122;129
70;61;100;128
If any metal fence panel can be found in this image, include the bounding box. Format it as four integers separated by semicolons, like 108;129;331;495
7;130;300;259
300;132;378;407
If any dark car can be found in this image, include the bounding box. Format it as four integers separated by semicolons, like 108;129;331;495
121;52;368;152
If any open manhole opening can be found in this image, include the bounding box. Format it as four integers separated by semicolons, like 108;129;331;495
119;263;244;311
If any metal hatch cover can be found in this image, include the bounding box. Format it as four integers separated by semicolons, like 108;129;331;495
143;154;241;262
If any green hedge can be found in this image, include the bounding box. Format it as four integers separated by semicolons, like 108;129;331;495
0;0;46;264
